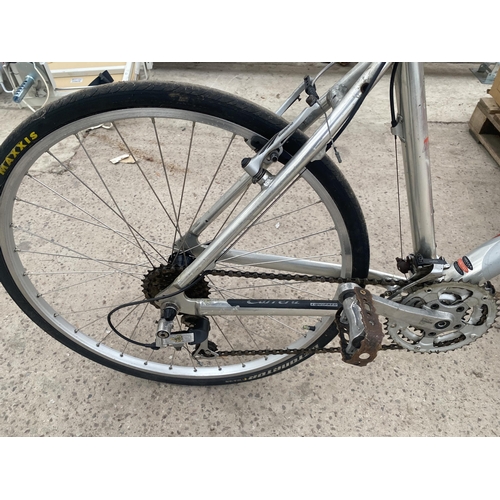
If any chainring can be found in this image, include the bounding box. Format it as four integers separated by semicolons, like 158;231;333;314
386;282;498;353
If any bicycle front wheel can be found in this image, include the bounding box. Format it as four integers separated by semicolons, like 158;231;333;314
0;81;369;384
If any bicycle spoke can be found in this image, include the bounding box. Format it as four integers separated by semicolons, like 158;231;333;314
271;281;328;299
252;200;322;227
205;276;267;365
219;227;335;264
36;272;130;298
18;250;150;271
168;348;177;370
151;117;182;253
15;197;170;260
209;315;244;367
143;348;156;366
97;302;143;344
209;281;261;350
74;133;164;267
215;177;301;262
30;156;165;266
185;133;236;234
13;225;145;279
217;252;340;270
44;150;142;231
184;345;198;372
120;303;149;356
24;270;142;280
172;121;196;252
70;300;144;315
112;121;181;236
210;184;251;245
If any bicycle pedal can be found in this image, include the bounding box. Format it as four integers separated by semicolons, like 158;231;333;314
337;286;384;366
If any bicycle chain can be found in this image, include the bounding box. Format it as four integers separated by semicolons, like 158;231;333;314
202;268;408;357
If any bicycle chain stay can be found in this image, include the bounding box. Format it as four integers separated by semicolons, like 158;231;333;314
200;268;407;358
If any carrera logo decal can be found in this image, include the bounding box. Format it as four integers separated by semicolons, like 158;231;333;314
0;132;38;175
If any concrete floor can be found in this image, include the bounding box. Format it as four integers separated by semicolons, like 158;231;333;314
0;63;499;437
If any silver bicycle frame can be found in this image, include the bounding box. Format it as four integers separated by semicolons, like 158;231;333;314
161;62;500;316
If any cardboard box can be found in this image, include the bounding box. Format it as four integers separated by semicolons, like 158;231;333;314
489;69;500;107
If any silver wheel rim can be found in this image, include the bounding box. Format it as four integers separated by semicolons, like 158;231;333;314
0;107;353;381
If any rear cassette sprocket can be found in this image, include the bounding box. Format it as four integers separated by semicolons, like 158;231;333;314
142;264;211;307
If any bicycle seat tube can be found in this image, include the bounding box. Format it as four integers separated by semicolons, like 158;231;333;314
395;62;437;259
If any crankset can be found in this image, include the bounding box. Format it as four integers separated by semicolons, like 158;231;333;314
386;281;499;353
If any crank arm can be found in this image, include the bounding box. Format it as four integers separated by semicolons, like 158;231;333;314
336;282;455;333
371;295;455;330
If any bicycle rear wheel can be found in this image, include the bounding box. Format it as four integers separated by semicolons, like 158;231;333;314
0;81;369;384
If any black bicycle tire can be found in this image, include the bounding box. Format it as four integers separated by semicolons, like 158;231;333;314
0;81;370;385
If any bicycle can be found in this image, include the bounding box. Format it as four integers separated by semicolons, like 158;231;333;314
0;62;498;385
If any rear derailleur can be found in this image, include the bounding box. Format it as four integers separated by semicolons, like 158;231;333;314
155;306;218;358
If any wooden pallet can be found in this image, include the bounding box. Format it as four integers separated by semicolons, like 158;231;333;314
469;96;500;166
